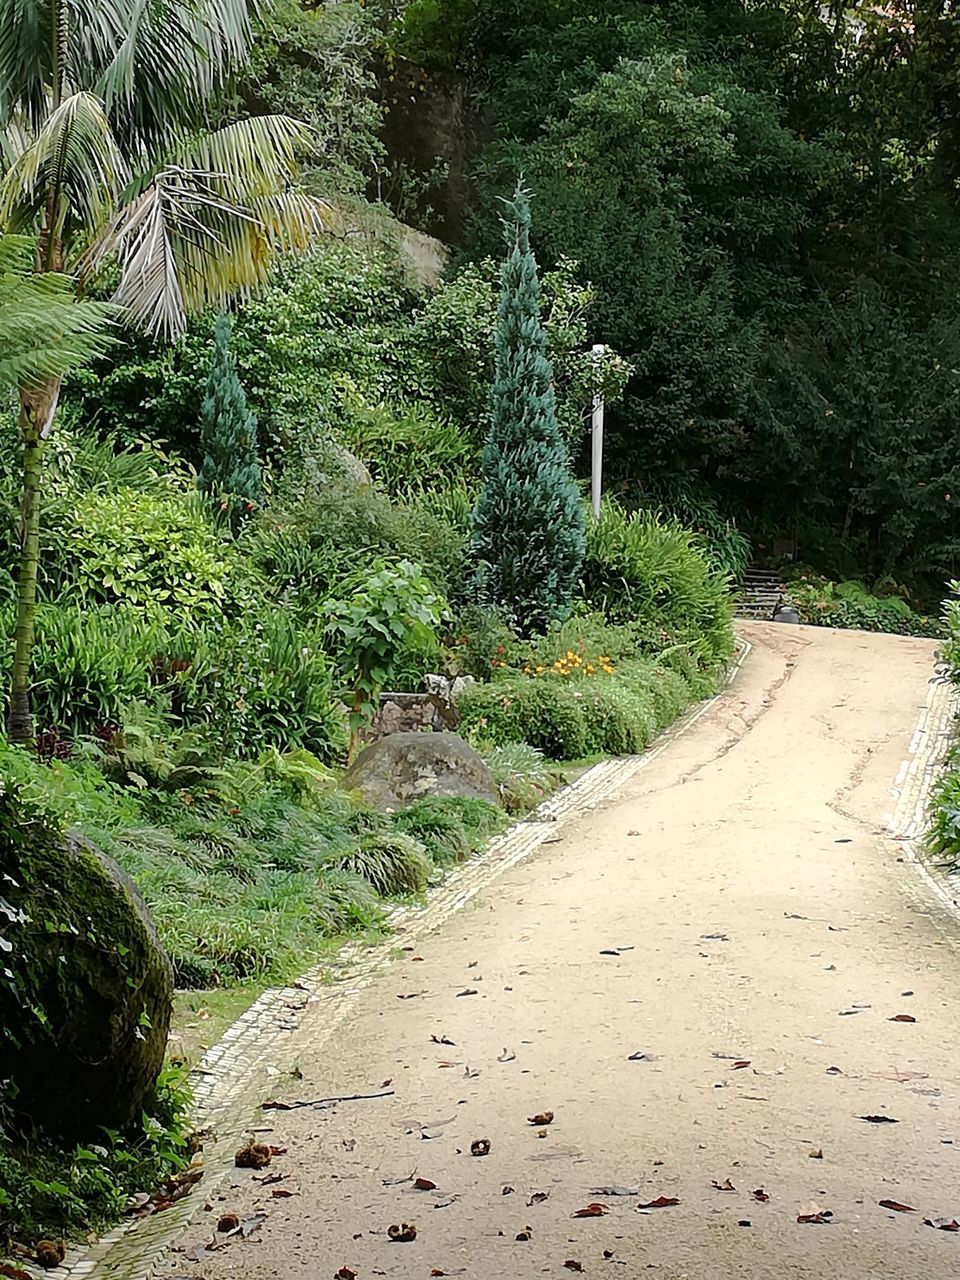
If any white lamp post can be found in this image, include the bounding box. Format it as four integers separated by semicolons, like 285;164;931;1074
590;343;607;520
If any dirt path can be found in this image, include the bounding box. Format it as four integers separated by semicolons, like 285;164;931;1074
167;623;960;1279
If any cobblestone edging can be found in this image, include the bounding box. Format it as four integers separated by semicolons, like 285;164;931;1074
886;668;960;923
45;642;752;1280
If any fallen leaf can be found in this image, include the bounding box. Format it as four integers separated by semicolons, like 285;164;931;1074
731;1061;751;1070
860;1115;899;1124
470;1138;491;1157
564;1262;584;1273
431;1034;455;1046
638;1197;680;1210
414;1178;437;1191
925;1217;960;1231
387;1223;417;1243
271;1187;295;1198
529;1111;554;1126
235;1142;271;1169
591;1186;639;1197
573;1203;609;1218
33;1242;65;1270
879;1200;916;1213
809;1149;823;1160
515;1228;533;1241
498;1048;516;1063
335;1269;357;1280
528;1191;549;1205
599;949;620;956
889;1014;917;1023
839;1009;864;1016
712;1179;736;1192
240;1213;266;1238
269;1145;287;1156
431;1271;445;1277
456;989;478;997
826;1066;843;1075
0;1265;32;1280
502;1186;515;1195
701;933;729;941
797;1210;833;1224
396;993;420;1000
464;1066;480;1079
342;1139;357;1152
627;1052;657;1062
752;1189;770;1202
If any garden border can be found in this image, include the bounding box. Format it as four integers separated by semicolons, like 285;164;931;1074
44;640;751;1280
885;669;960;927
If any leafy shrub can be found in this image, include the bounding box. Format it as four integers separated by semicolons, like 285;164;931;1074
339;387;478;496
50;485;235;621
445;604;518;680
458;677;590;760
789;574;943;638
323;559;446;744
582;504;735;669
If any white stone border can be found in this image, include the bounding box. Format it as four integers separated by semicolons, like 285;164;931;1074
43;640;751;1280
886;669;960;922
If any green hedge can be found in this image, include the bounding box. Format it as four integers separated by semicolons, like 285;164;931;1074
457;656;708;762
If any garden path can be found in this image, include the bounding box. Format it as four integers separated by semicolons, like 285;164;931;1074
165;622;960;1279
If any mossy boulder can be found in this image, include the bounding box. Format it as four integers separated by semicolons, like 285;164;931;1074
0;786;173;1139
343;731;500;810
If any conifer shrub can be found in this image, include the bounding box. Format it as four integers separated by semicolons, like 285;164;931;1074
198;313;262;530
470;183;585;634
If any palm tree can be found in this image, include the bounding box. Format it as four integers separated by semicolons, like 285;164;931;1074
0;0;325;743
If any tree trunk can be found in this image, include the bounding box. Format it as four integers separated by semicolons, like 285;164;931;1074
7;380;60;745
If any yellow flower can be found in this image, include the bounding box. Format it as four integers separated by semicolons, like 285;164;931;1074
586;664;595;673
536;664;545;673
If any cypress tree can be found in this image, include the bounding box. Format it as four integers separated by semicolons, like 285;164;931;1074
198;312;262;530
471;182;585;633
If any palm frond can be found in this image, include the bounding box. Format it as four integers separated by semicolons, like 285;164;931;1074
0;233;114;388
95;133;330;338
0;91;125;237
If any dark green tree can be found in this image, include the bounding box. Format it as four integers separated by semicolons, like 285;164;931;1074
471;183;585;633
199;313;262;530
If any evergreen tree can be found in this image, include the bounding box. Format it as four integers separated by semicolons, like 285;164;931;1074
471;182;585;633
199;313;262;530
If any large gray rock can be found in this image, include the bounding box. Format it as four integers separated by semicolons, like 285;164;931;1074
343;732;499;810
0;788;173;1139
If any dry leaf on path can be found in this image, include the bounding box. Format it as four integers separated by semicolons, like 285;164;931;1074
628;1052;657;1062
573;1203;609;1218
529;1111;554;1126
564;1262;584;1273
528;1191;549;1205
638;1197;680;1210
752;1189;770;1202
235;1143;271;1169
925;1217;960;1231
591;1186;639;1197
809;1149;823;1160
502;1186;515;1195
335;1269;357;1280
879;1200;916;1213
860;1115;899;1124
731;1061;751;1070
456;989;478;997
470;1138;491;1157
515;1227;533;1241
388;1223;418;1243
826;1066;843;1075
217;1213;240;1233
33;1242;65;1270
431;1035;455;1046
889;1014;917;1023
712;1179;736;1192
797;1208;833;1224
414;1178;437;1191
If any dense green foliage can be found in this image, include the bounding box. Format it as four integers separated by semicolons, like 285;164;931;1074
395;0;960;596
471;185;585;632
198;314;263;530
789;575;944;639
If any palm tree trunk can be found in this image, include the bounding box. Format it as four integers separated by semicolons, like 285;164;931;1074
7;379;59;744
